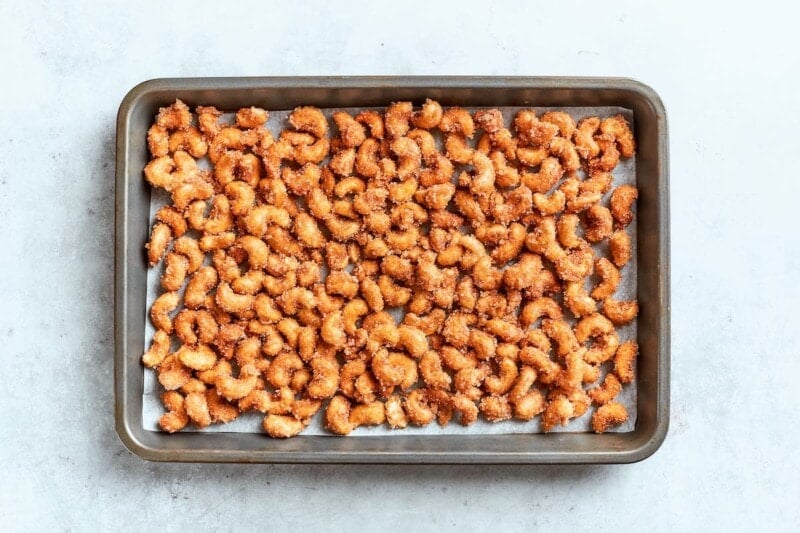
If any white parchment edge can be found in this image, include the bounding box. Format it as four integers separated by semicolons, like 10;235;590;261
142;105;637;436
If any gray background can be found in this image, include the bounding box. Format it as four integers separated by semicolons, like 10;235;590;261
1;1;797;531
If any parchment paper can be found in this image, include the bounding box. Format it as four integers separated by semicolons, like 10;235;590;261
142;105;637;435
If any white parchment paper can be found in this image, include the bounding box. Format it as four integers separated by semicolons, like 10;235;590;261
142;105;637;435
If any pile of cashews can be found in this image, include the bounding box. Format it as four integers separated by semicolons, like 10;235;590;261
143;99;639;437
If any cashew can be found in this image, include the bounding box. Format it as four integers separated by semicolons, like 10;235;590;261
603;298;639;325
158;391;189;433
440;107;475;138
614;341;638;384
592;402;628;433
150;291;180;333
263;414;306;438
484;358;519;395
177;344;217;371
142;330;171;368
160;253;188;292
146;223;172;266
479;395;512;422
588;373;622;405
215;282;255;314
609;230;632;267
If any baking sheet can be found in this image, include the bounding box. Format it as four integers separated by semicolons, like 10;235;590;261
142;105;637;435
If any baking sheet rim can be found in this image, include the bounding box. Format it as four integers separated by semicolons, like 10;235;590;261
114;76;670;464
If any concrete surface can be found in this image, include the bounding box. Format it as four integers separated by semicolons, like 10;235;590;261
1;1;798;531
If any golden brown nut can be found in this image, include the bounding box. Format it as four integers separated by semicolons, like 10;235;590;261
590;137;621;172
405;389;437;426
326;396;356;435
575;313;619;365
520;297;563;328
491;222;527;265
355;110;385;139
159;391;188;433
484;358;518;395
371;349;417;390
600;115;636;158
588;373;622;405
542;318;579;357
473;109;504;133
215;364;259;401
156;100;192;131
172;237;203;274
555;214;584;250
263;414;306;438
385;102;414;138
321;310;347;348
289;106;328;138
448;394;478;426
609;230;632;267
266;351;304;389
155;205;187;237
520;157;562;193
582;172;613;197
147;124;169;157
383;395;408;429
439;345;476;372
332;111;367;148
454;364;491;401
412;99;444;130
514;109;558;147
351;401;386;429
391;137;422;180
440;107;475;138
168;127;208;158
157;354;192;391
573;117;600;159
146;223;172;266
307;356;340;400
555;348;588;391
205;389;239;423
184;391;212;428
548;137;580;174
508;366;543;420
467;329;496;361
591;258;620;300
540;111;576;139
174;309;218;345
177;344;217;371
541;394;575;432
215;282;255;315
479;395;512;422
418;350;452;390
592;402;628;433
610;184;639;228
235;106;268;128
603;298;639;325
614;341;638;383
142;330;171;368
533;190;566;216
483;318;523;343
150;291;180;333
564;281;597;318
516;146;548;167
584;205;613;243
492;188;532;226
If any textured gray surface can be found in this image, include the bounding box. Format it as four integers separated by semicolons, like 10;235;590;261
1;1;798;531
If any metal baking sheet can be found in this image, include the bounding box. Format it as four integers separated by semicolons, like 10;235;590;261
115;76;670;463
